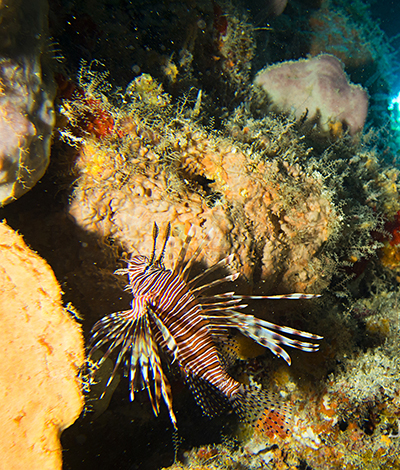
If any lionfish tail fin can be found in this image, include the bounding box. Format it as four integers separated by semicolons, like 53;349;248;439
231;385;292;436
227;311;322;366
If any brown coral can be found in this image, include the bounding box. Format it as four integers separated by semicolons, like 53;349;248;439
0;222;84;470
66;82;337;293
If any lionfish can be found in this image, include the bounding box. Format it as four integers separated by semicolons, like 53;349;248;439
88;223;322;429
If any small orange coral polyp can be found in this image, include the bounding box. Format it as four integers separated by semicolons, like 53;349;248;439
85;98;114;138
380;243;400;269
379;211;400;268
255;409;290;439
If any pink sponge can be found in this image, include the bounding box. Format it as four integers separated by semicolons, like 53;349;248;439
254;54;368;136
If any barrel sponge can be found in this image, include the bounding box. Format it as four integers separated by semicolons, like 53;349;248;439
0;222;84;470
254;54;368;136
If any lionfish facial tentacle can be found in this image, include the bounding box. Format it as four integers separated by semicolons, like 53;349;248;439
149;222;159;266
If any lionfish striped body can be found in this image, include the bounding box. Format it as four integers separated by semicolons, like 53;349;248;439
88;223;322;429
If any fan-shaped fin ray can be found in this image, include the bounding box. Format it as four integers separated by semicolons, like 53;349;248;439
191;272;239;295
186;374;229;418
187;254;236;289
210;310;321;365
88;304;177;429
173;225;196;276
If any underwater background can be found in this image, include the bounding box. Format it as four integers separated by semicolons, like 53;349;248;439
1;0;400;469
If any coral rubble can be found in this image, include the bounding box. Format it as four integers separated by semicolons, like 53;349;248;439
0;222;84;470
0;0;55;206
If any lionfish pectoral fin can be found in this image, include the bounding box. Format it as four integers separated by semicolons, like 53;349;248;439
132;316;178;429
87;309;138;395
232;293;321;300
227;311;322;366
231;384;292;432
149;308;179;362
88;308;178;429
186;374;229;418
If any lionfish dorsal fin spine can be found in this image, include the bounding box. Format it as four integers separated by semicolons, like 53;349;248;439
187;255;236;289
173;224;196;276
191;272;239;295
179;227;214;280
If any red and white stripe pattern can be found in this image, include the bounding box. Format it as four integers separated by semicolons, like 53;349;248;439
88;223;322;429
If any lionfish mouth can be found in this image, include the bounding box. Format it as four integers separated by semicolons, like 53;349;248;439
88;223;322;430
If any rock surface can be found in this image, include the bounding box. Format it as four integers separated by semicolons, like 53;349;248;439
0;0;55;206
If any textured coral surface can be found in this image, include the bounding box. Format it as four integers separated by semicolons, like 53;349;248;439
0;0;397;468
67;78;337;293
0;222;84;470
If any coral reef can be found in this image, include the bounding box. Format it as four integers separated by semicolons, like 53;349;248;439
63;72;342;293
56;41;400;470
3;0;397;468
0;0;55;206
309;4;376;69
50;0;255;119
308;0;396;89
0;221;84;470
254;54;369;137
